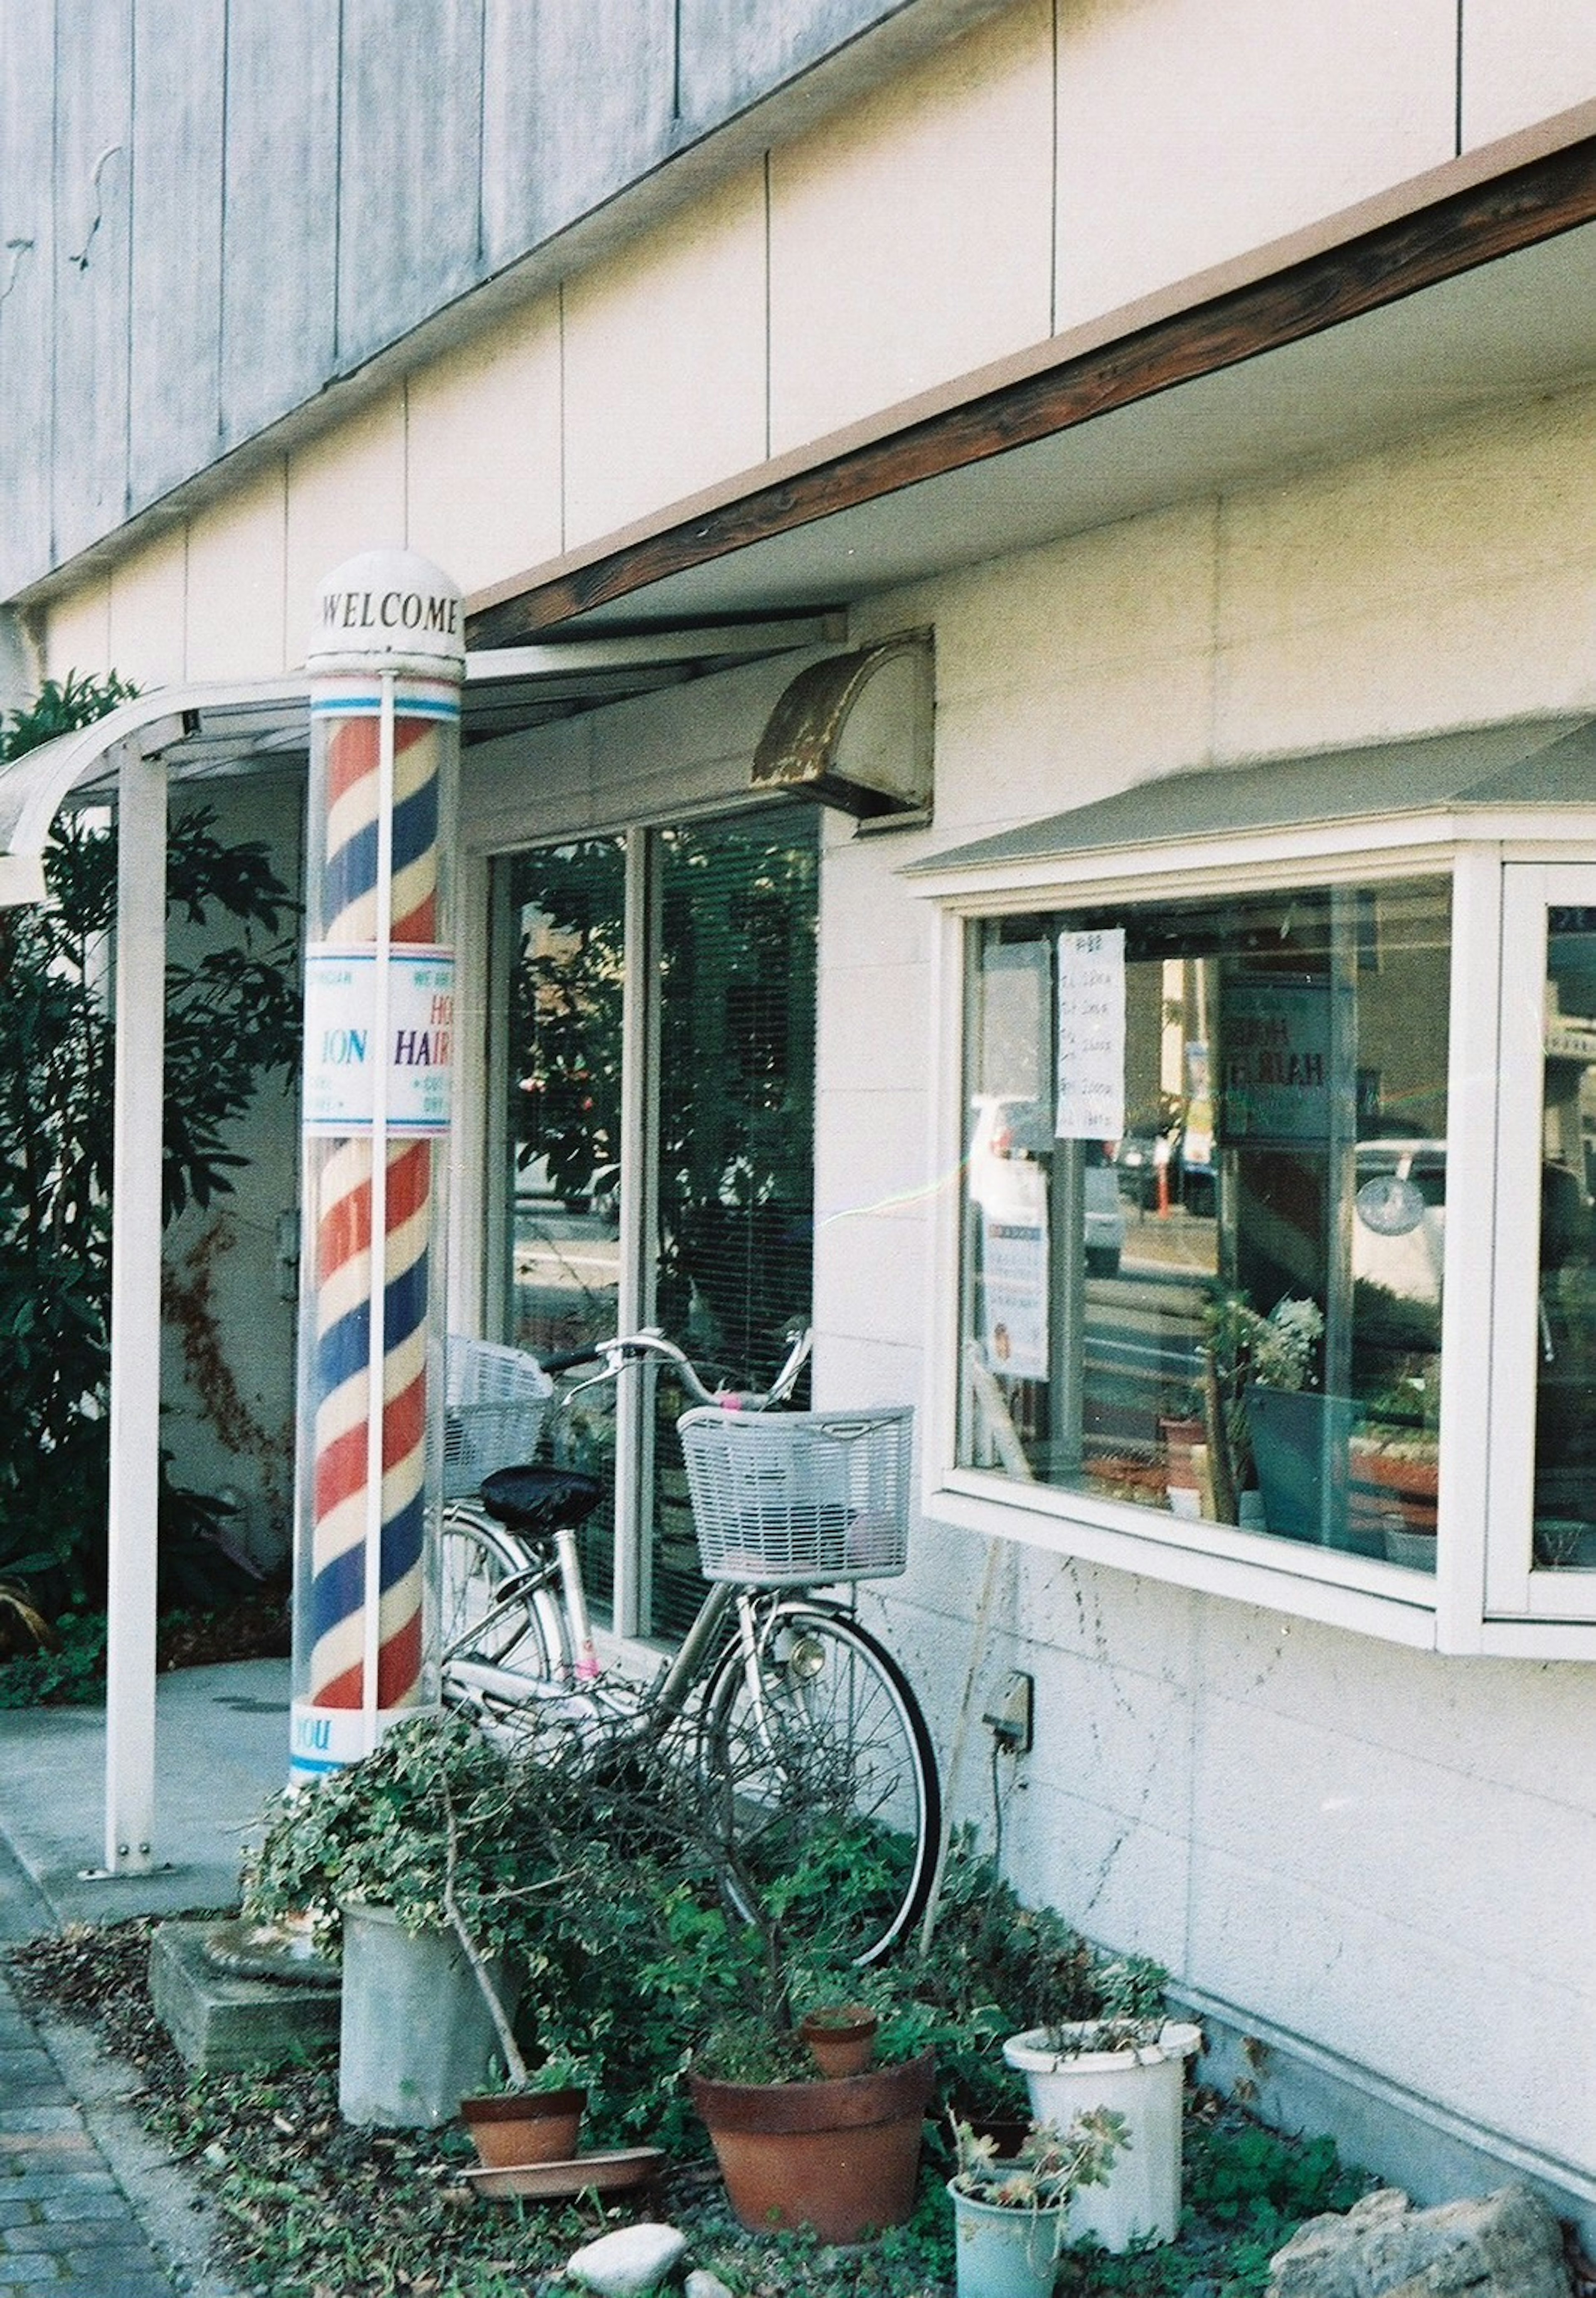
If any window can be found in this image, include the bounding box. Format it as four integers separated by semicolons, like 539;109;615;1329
916;720;1596;1654
959;879;1451;1569
1488;864;1596;1624
493;810;818;1640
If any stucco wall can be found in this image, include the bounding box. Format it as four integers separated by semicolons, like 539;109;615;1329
807;377;1596;2198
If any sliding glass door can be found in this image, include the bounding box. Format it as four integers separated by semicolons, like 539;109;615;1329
493;808;817;1637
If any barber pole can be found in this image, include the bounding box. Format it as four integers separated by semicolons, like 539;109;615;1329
291;551;463;1781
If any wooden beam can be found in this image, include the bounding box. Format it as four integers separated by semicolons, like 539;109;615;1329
468;132;1596;648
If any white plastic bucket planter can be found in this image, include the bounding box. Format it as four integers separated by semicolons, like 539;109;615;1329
1000;2022;1202;2251
948;2184;1066;2298
338;1902;513;2127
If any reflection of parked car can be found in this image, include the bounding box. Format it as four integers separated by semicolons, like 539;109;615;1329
1117;1125;1214;1215
1115;1131;1165;1209
968;1098;1125;1277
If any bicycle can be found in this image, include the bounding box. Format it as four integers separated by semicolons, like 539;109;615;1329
438;1328;941;1967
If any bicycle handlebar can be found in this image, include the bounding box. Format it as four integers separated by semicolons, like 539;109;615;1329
544;1326;813;1411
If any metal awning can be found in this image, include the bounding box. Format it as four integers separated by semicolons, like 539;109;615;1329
904;716;1596;889
0;617;839;904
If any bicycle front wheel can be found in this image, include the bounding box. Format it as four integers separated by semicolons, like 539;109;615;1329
701;1605;940;1968
439;1505;566;1693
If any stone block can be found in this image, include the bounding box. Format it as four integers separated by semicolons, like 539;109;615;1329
1266;2182;1570;2298
148;1922;338;2075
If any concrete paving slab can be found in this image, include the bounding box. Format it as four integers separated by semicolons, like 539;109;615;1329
0;1661;290;1932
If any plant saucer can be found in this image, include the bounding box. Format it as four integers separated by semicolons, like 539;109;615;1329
461;2148;665;2200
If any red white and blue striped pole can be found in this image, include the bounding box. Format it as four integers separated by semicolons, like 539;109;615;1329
291;551;463;1781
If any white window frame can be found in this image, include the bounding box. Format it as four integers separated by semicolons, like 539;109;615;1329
917;807;1596;1662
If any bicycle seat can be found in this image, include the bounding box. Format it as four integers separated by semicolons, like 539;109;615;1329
478;1463;606;1539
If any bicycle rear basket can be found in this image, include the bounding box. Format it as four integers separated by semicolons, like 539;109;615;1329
443;1337;553;1499
677;1406;914;1586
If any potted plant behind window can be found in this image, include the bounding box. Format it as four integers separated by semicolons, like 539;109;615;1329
1206;1294;1329;1541
999;1957;1200;2253
1348;1355;1440;1567
947;2109;1125;2298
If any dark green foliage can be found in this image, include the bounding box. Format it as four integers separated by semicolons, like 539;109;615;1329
0;671;298;1612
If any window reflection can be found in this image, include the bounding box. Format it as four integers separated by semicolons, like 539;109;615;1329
1533;912;1596;1569
960;880;1451;1568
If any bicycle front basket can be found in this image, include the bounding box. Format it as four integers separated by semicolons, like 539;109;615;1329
677;1406;914;1586
443;1337;554;1499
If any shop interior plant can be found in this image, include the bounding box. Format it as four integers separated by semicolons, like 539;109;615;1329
1198;1291;1324;1524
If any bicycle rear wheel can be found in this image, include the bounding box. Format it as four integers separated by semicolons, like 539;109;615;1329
439;1505;566;1695
701;1604;939;1967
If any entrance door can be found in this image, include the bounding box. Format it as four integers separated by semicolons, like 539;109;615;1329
493;809;818;1637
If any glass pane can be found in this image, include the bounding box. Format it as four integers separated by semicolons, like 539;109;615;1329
499;837;628;1621
650;813;818;1636
1532;909;1596;1569
958;879;1450;1569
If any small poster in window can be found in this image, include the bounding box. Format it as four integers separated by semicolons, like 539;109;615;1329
1056;928;1126;1140
1220;980;1339;1144
981;1161;1049;1380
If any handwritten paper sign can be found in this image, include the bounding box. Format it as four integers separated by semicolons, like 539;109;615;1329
1056;929;1126;1140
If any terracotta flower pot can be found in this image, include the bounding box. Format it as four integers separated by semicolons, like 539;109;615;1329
690;2051;936;2243
459;2085;586;2168
1348;1437;1438;1537
799;2005;879;2080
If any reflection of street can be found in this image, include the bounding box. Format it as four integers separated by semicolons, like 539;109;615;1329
512;1197;620;1353
1085;1208;1215;1446
1118;1202;1219;1281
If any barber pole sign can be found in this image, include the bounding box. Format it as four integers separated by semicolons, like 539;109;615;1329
290;552;463;1782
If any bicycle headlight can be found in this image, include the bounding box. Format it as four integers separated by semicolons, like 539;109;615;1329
786;1633;828;1682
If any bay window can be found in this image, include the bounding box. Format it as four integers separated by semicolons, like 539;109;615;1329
959;877;1450;1569
916;722;1596;1657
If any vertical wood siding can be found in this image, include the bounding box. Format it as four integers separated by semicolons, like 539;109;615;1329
129;0;226;505
336;0;486;368
1;0;938;602
0;0;56;583
50;0;134;567
220;0;340;451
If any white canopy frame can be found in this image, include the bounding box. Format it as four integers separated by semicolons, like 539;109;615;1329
0;621;832;1879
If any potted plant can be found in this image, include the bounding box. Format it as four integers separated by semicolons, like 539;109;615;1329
999;1958;1200;2252
689;2009;937;2244
244;1711;564;2130
797;2000;879;2079
1203;1293;1328;1538
1349;1357;1440;1566
458;2060;590;2169
947;2109;1125;2298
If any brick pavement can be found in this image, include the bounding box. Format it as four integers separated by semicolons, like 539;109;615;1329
0;1974;177;2298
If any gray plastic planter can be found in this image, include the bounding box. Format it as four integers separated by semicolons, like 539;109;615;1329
338;1901;512;2127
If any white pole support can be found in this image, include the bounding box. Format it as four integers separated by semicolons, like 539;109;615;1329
104;739;168;1876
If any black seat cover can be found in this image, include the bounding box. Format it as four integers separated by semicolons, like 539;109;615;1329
478;1463;604;1538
